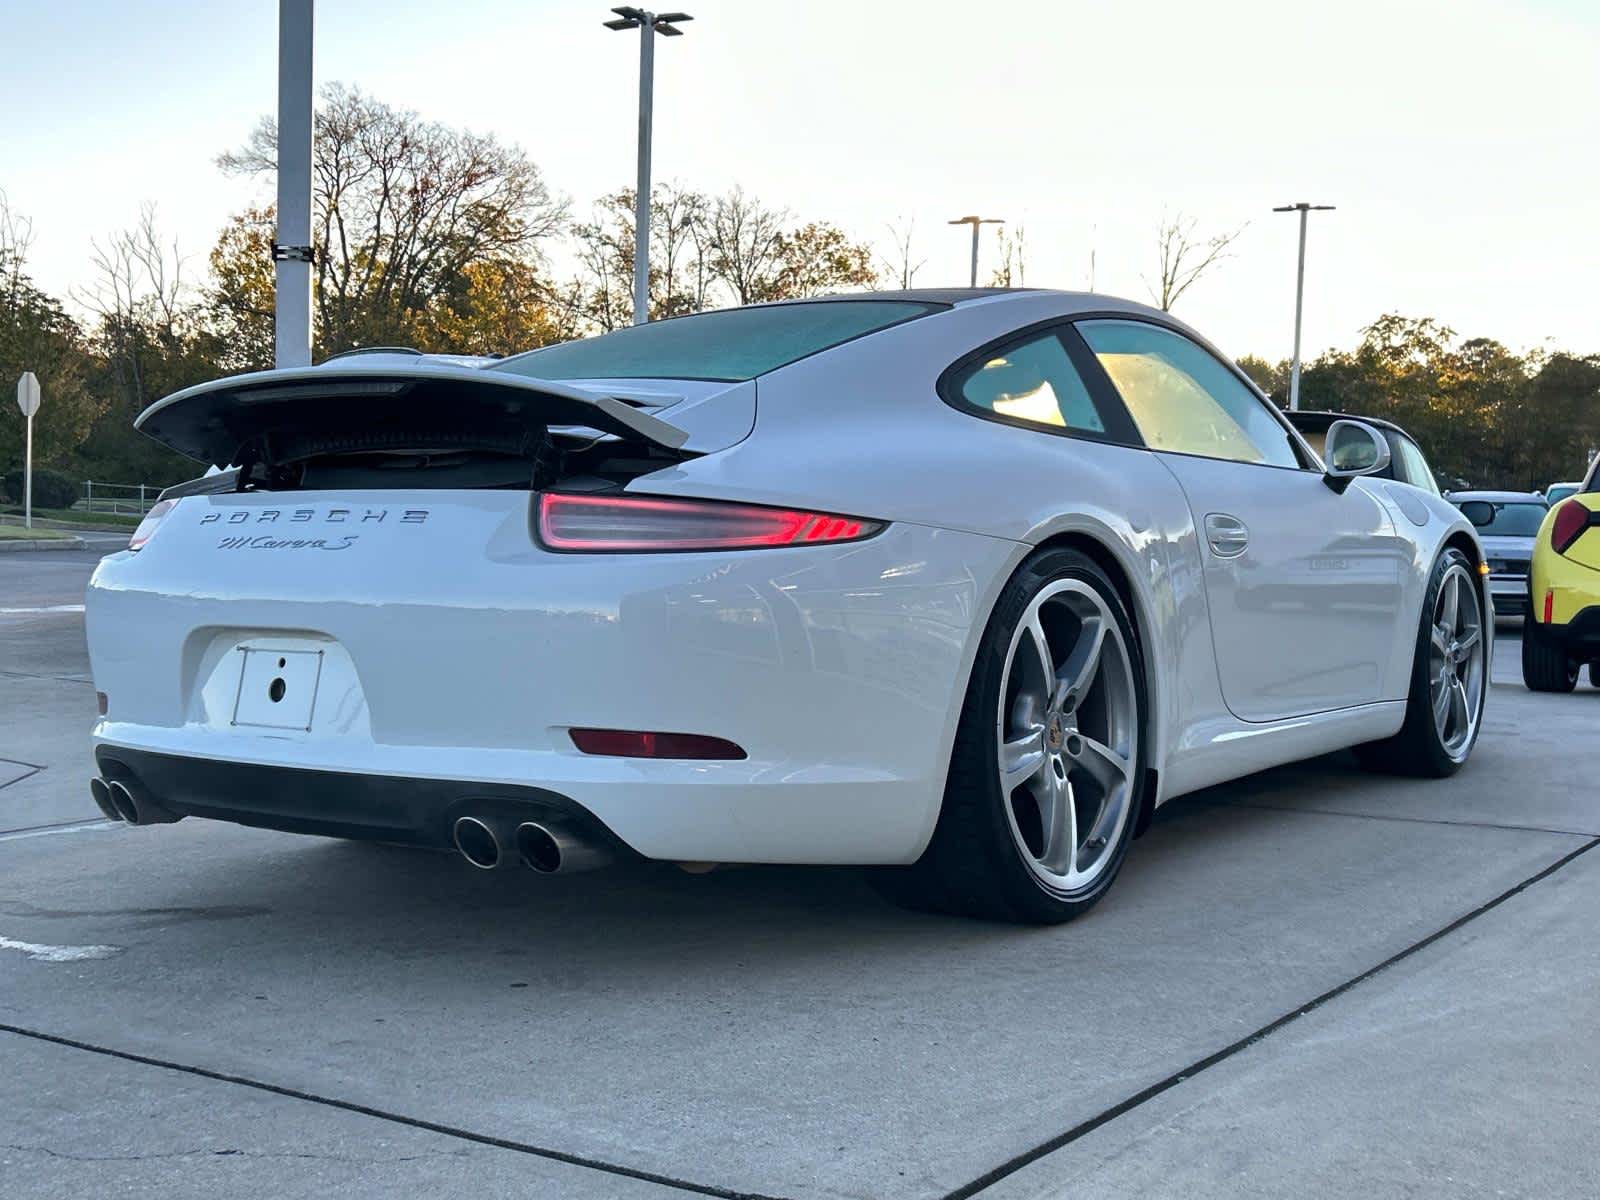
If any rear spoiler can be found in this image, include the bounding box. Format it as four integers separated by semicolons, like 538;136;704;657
135;362;690;469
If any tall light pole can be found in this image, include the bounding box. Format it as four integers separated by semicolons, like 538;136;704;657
274;0;314;368
605;7;692;325
948;215;1003;287
1273;202;1334;410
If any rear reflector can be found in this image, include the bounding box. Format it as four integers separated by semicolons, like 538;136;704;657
1545;589;1555;624
570;728;747;760
536;492;882;552
128;498;178;551
1551;499;1591;556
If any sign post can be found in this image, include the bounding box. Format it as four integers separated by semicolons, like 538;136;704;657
15;372;40;530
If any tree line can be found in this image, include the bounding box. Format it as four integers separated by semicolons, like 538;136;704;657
2;84;1596;494
1239;316;1600;490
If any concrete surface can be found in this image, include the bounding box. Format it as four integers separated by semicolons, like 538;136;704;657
1;548;1596;1199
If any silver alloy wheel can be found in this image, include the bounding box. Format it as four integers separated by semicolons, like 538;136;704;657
996;579;1138;894
1429;562;1486;760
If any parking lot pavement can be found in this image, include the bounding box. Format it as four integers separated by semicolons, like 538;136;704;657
2;553;1597;1199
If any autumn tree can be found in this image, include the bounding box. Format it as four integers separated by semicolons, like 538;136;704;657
216;84;568;355
567;184;877;328
566;184;713;330
0;195;99;476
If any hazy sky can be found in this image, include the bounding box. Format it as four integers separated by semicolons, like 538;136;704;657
3;0;1597;361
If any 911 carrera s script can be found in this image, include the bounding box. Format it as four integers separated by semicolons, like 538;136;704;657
216;534;359;551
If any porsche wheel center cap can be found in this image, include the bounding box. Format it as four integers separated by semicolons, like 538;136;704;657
1046;713;1067;751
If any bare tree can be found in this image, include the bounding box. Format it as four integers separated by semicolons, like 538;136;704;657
989;225;1027;287
879;218;925;290
706;187;789;305
1143;211;1246;311
78;205;196;412
0;191;35;314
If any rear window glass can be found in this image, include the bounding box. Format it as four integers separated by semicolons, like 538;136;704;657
1457;500;1548;536
491;300;942;383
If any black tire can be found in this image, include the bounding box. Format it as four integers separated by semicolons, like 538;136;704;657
1355;547;1486;777
1522;621;1578;692
874;548;1149;924
1588;662;1600;689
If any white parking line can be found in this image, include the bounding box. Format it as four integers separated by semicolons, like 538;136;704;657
0;935;122;963
0;604;86;615
0;820;119;844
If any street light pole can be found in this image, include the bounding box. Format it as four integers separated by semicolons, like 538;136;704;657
274;0;314;368
1273;202;1335;411
605;7;692;325
947;215;1004;287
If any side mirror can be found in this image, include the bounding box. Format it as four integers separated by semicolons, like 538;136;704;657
1323;419;1391;493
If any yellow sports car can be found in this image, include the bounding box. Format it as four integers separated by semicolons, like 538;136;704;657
1523;471;1600;690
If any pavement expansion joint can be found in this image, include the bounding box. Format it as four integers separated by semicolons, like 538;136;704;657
0;1022;797;1200
1215;798;1600;839
939;835;1600;1200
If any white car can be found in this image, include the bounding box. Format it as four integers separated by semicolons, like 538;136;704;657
86;289;1489;923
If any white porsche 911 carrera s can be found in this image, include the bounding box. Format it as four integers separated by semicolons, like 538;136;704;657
86;289;1489;922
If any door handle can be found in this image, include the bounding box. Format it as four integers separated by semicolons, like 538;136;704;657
1204;512;1249;558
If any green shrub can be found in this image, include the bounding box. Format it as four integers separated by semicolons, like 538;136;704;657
1;466;80;510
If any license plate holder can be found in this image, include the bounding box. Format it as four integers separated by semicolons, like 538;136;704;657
231;647;324;731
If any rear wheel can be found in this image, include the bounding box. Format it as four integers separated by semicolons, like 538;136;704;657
1588;662;1600;689
878;548;1147;923
1357;548;1486;776
1522;622;1578;692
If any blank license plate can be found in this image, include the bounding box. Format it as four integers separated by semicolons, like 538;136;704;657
231;648;324;731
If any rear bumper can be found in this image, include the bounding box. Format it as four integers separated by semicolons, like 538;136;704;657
86;500;1020;864
1529;605;1600;656
93;747;630;853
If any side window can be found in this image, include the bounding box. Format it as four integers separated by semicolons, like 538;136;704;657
1076;320;1302;469
949;331;1110;436
1392;434;1441;496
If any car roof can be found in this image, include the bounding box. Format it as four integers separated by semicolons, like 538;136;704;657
794;287;1037;306
1283;409;1409;437
1449;490;1547;503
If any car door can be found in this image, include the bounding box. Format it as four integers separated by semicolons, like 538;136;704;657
1073;318;1406;722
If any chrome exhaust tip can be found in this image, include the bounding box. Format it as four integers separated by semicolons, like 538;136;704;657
452;815;517;870
515;821;610;875
105;779;180;826
90;777;122;822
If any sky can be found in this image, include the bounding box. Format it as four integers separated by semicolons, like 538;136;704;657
3;0;1598;362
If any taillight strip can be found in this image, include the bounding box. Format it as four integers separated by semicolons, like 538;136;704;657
536;492;883;553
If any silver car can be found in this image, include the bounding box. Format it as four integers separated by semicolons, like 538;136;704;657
1451;491;1548;617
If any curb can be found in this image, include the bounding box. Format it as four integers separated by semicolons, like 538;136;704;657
0;535;86;553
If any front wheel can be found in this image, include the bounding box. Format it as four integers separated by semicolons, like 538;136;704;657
877;548;1148;923
1356;548;1487;777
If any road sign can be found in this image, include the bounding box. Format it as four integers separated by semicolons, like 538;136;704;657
16;372;40;529
16;372;40;418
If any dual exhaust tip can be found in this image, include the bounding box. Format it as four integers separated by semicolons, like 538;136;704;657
90;776;180;826
87;777;599;875
452;815;608;875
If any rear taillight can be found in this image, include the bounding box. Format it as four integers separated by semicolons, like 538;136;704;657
128;499;178;551
1551;499;1591;556
536;492;883;552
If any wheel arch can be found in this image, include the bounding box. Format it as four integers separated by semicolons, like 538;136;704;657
1439;527;1493;626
